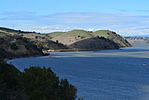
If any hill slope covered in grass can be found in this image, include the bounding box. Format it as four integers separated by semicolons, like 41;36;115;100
48;29;131;50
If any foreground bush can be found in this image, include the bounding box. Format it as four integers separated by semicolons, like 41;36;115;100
0;62;77;100
0;62;26;100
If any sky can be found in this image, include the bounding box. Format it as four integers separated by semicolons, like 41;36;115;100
1;0;149;36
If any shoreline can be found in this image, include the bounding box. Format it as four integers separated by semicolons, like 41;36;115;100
6;47;128;60
5;47;132;63
47;48;121;52
4;53;49;63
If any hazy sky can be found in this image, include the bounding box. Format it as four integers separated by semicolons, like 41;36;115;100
1;0;149;36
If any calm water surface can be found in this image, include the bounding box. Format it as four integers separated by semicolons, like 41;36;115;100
8;43;149;100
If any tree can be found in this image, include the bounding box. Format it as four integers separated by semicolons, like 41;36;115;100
0;62;26;100
21;67;77;100
56;40;59;44
59;79;77;100
0;62;77;100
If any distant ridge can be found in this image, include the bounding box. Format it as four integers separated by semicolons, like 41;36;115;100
0;27;38;34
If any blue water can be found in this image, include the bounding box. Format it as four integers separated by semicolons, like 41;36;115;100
8;43;149;100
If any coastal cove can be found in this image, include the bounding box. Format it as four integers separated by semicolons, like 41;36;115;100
7;42;149;100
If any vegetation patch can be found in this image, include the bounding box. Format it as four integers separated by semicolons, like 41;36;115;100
0;62;77;100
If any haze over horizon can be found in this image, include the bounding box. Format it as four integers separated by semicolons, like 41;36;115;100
1;0;149;36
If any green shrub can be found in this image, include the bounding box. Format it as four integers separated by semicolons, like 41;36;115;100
0;62;77;100
22;67;77;100
0;62;26;100
10;43;18;50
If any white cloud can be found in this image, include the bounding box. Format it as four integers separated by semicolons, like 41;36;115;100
1;12;149;36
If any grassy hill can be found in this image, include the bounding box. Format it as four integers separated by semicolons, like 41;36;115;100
0;27;131;54
48;29;131;48
0;27;68;51
0;27;68;58
49;30;93;45
93;30;131;47
93;30;111;38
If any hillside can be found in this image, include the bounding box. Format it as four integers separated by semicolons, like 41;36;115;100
48;29;131;49
0;35;44;59
0;27;131;54
0;27;67;58
0;27;68;52
69;36;120;50
48;30;94;45
93;30;131;47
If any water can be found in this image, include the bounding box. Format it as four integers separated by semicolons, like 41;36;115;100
8;43;149;100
